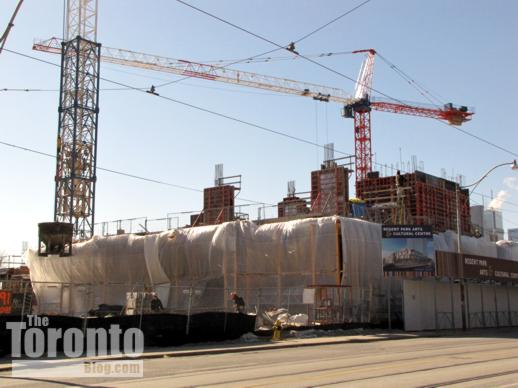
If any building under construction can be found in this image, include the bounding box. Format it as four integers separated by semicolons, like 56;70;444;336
277;181;309;218
190;164;242;227
310;162;350;217
356;170;471;234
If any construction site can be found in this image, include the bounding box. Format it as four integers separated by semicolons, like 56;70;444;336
1;0;518;358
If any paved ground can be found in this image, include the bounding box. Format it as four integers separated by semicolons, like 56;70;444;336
1;330;518;387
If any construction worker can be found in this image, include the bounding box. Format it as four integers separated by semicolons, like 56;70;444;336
150;293;164;313
230;292;245;313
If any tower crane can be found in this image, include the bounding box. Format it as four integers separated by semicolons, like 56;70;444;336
341;49;473;182
35;1;473;242
34;38;474;186
41;0;100;242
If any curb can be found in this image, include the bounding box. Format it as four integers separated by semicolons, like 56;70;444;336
133;334;415;360
0;333;415;372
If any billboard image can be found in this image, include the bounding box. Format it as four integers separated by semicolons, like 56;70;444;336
382;225;435;273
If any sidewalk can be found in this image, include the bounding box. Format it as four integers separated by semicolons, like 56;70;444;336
1;327;515;373
130;330;420;360
0;329;419;372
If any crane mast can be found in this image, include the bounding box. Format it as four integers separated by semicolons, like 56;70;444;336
350;49;375;184
54;0;100;240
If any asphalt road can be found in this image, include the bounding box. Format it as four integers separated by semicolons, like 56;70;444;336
1;332;518;387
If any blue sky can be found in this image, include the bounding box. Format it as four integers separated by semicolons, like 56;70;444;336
1;0;517;254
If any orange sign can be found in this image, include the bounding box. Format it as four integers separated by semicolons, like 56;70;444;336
0;290;12;314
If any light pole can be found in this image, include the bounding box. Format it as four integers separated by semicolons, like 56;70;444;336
455;160;518;330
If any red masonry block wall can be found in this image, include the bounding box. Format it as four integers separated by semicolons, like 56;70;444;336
310;166;350;216
203;185;235;225
356;171;470;234
277;196;309;218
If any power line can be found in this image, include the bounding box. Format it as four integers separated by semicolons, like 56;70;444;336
163;0;369;89
175;0;400;101
1;83;299;97
177;1;518;160
448;124;518;159
2;47;357;157
1;47;494;179
1;87;136;92
293;0;372;44
3;136;518;221
0;139;271;206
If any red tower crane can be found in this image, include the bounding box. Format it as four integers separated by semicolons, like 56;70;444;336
33;39;474;197
341;49;473;183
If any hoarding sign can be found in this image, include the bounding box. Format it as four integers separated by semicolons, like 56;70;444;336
436;251;518;283
0;290;12;314
382;225;435;274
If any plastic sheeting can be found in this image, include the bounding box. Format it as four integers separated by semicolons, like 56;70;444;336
27;217;343;316
145;217;342;314
433;230;498;257
496;240;518;261
26;216;516;318
27;234;149;316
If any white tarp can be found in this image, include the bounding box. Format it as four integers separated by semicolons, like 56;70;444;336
26;216;515;318
433;230;498;257
27;234;149;315
496;240;518;262
27;217;343;316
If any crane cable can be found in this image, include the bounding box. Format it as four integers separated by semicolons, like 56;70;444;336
176;0;518;160
184;50;357;66
157;0;371;89
3;46;518;165
3;47;518;212
376;52;446;107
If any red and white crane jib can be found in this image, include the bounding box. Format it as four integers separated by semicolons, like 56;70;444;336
33;37;358;106
33;37;473;186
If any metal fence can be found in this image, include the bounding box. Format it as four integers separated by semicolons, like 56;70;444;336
0;279;389;330
0;255;25;269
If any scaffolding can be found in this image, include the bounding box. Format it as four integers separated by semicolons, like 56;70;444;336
357;171;470;233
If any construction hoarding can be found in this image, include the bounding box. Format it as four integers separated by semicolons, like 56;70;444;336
436;251;518;283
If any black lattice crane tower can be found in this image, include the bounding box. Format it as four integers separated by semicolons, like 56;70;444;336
54;0;101;240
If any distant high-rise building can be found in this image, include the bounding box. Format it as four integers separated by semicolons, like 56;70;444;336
508;228;518;242
470;205;484;236
483;209;504;241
